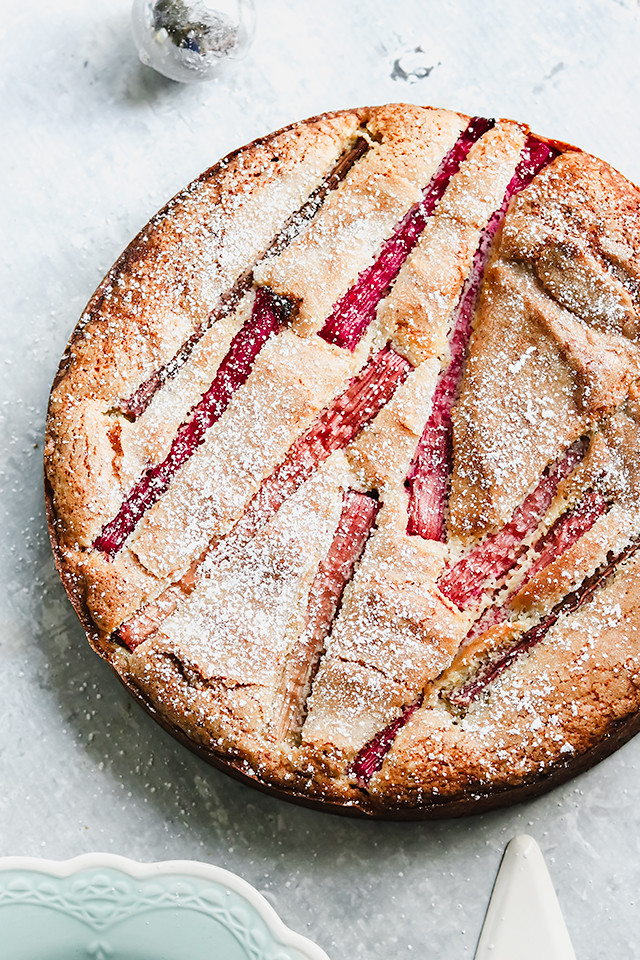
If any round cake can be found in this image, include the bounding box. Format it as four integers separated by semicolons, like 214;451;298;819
45;103;640;817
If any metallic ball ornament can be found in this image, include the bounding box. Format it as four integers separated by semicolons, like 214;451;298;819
132;0;255;82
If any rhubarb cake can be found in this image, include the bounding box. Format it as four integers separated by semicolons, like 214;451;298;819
45;104;640;817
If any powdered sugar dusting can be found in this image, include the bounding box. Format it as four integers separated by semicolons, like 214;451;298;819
47;104;640;812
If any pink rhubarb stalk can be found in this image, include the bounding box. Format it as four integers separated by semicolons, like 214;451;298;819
116;348;410;649
523;487;608;583
318;117;495;351
120;137;370;420
276;490;380;739
119;270;253;420
95;286;287;557
352;486;611;779
438;441;587;609
449;534;640;709
462;487;609;646
116;552;205;651
351;697;423;786
232;346;412;543
406;135;561;542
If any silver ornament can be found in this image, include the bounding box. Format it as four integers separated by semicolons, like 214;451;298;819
132;0;255;83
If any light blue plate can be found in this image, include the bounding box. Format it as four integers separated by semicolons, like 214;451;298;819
0;854;329;960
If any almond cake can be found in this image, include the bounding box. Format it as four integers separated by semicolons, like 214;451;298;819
45;104;640;817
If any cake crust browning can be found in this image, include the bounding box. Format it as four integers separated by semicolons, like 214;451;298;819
46;104;640;817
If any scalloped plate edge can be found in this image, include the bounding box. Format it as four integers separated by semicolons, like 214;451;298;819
0;852;330;960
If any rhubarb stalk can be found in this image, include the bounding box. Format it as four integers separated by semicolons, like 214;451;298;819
119;136;370;420
351;697;423;786
523;487;608;584
275;490;380;740
95;286;288;557
406;135;561;542
319;117;495;351
449;534;640;708
232;346;412;544
438;441;587;609
116;347;411;648
462;486;608;646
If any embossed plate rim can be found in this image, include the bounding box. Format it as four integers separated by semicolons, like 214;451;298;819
0;852;330;960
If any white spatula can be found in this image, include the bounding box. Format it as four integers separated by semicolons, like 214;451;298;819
474;834;577;960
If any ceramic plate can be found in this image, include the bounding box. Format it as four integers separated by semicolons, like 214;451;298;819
0;853;329;960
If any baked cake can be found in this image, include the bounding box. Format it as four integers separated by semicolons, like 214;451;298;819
45;104;640;817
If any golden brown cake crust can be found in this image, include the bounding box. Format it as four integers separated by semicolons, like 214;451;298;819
45;103;640;818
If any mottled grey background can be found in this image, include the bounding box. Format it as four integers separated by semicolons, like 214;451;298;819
2;1;640;957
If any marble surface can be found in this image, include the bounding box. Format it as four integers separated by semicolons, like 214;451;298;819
2;0;640;957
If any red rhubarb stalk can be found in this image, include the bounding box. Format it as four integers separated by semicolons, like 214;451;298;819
115;348;410;648
119;270;253;420
462;487;608;646
117;551;206;651
351;696;423;786
463;605;509;646
304;491;380;650
406;135;561;542
120;137;370;420
404;380;454;543
523;487;608;583
276;490;380;738
94;286;288;557
234;346;412;542
449;535;640;709
319;117;495;351
352;483;609;779
438;441;587;608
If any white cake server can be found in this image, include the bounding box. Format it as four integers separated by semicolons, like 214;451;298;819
474;834;576;960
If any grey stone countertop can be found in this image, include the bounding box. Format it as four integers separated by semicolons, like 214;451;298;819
2;0;640;957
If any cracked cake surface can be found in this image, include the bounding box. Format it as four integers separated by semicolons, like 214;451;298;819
45;103;640;817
